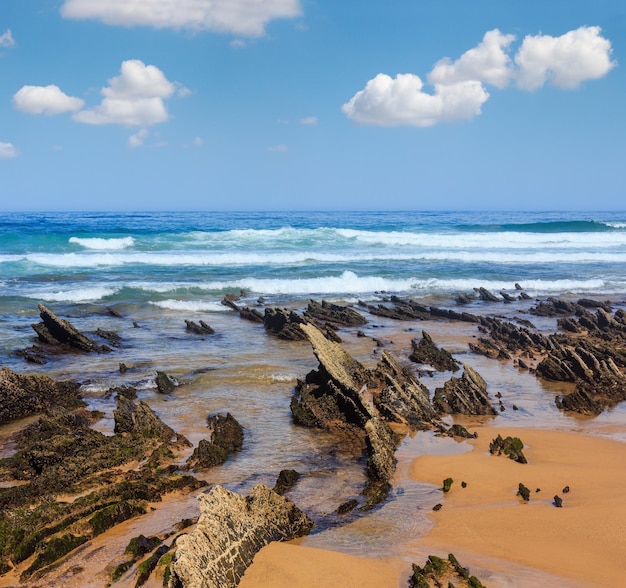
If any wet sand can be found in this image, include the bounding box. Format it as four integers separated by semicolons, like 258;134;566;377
242;427;626;587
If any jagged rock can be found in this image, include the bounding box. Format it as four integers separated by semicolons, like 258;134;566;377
273;469;300;495
409;331;460;372
433;364;497;416
489;435;527;464
169;485;313;588
155;371;178;394
410;553;486;588
336;499;358;514
185;320;215;335
0;367;82;425
530;297;580;317
303;299;368;326
446;424;478;439
577;298;613;312
185;413;243;470
291;324;400;488
469;337;511;360
33;304;101;352
264;307;307;340
474;287;501;302
239;307;264;323
554;495;563;507
372;352;439;430
500;291;516;302
455;293;474;305
114;396;185;445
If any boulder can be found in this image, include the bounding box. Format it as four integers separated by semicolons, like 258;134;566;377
169;485;313;588
186;413;243;470
155;371;178;394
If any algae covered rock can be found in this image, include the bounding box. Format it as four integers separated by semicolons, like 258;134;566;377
410;553;486;588
489;434;527;464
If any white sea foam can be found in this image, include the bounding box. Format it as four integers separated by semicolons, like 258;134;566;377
69;236;135;250
23;286;120;302
23;247;626;269
149;299;232;312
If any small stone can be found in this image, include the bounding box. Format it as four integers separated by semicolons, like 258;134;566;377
432;503;442;511
442;478;453;493
517;483;530;502
554;495;563;507
562;485;570;494
461;481;467;488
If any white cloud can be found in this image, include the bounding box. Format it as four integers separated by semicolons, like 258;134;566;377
73;60;178;127
60;0;301;37
0;142;17;159
267;144;288;152
344;25;615;128
300;116;318;125
515;26;616;90
128;129;149;149
192;137;203;147
0;29;15;48
342;73;489;127
13;85;85;115
429;29;516;89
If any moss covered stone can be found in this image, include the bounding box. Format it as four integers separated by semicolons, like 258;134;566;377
489;434;527;464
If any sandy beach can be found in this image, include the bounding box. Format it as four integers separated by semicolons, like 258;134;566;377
241;425;626;587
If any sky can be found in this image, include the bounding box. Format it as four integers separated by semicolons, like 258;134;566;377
1;0;624;211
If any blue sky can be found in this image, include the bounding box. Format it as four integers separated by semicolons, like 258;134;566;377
1;1;624;211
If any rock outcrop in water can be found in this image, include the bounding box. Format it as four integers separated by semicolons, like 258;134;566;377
0;366;83;424
185;413;244;470
432;363;497;416
291;323;446;507
303;299;368;327
168;484;313;588
409;331;460;372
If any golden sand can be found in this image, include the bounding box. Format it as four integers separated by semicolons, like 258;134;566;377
242;427;626;587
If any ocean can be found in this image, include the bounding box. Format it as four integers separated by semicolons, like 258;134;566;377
1;210;625;586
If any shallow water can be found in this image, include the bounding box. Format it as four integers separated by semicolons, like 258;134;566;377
1;293;625;586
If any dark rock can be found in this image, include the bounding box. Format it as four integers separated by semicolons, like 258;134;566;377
337;499;358;514
432;503;442;511
554;495;563;507
34;304;100;352
95;328;121;346
447;424;478;439
562;485;570;493
239;307;264;323
185;413;243;470
410;554;486;588
474;287;501;302
577;298;613;312
489;435;527;464
519;291;532;300
515;283;523;290
155;371;177;394
455;293;474;305
433;364;497;416
184;320;215;335
119;362;129;373
169;485;314;588
114;396;183;444
264;307;307;340
304;299;367;326
461;481;467;488
442;478;453;493
106;306;124;318
273;469;300;495
409;331;460;372
517;483;530;502
0;366;82;425
372;352;439;430
530;297;580;317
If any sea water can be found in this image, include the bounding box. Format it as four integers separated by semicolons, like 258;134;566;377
1;210;625;587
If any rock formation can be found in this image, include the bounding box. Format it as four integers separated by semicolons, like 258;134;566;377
186;413;244;470
409;331;460;372
169;485;313;588
432;363;497;416
303;299;368;327
0;366;82;425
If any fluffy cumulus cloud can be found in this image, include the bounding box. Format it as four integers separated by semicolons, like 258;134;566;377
429;29;516;89
0;142;18;159
0;29;15;48
73;60;177;126
13;85;85;115
515;26;616;90
342;73;489;127
344;25;615;128
60;0;301;37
